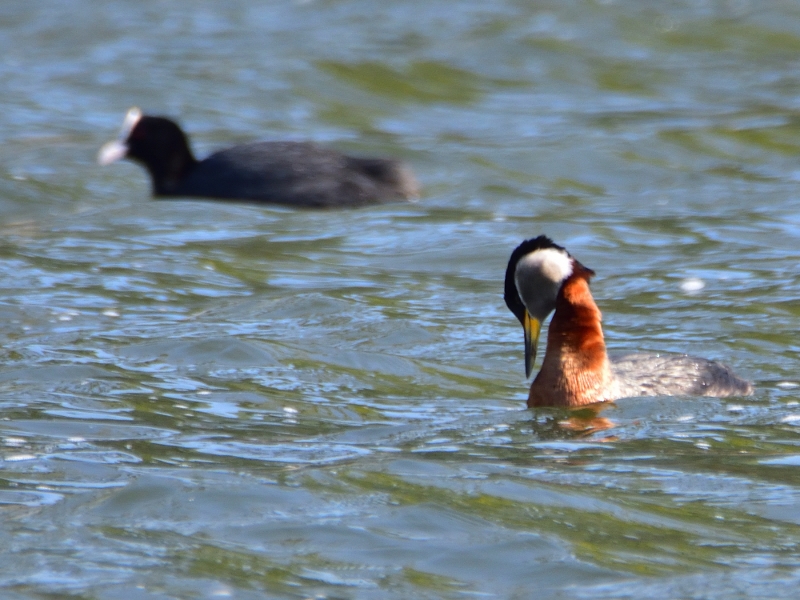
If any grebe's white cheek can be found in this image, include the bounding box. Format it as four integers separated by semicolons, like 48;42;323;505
513;248;573;322
540;249;573;283
516;248;573;286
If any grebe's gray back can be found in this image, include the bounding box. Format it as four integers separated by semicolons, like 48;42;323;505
612;353;752;399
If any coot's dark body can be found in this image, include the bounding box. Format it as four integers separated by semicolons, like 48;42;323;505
99;108;419;208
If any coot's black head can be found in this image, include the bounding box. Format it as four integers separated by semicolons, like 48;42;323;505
98;107;197;194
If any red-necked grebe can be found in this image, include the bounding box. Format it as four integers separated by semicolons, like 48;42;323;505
504;236;753;407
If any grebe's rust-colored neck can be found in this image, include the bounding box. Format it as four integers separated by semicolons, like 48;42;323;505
527;265;617;407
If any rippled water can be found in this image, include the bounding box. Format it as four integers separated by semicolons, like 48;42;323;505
1;0;799;598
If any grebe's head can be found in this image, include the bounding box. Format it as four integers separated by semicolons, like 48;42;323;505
504;236;583;377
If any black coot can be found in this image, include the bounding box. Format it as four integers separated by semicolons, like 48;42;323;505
98;108;419;208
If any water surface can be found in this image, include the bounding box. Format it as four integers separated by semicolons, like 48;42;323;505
0;1;799;598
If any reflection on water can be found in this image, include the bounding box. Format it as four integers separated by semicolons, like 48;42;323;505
0;0;799;598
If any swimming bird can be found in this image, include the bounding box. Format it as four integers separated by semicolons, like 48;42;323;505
504;236;753;407
98;107;419;208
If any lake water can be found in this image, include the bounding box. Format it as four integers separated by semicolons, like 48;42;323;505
1;0;799;598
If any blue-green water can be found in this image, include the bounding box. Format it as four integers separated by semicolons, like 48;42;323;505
0;1;799;598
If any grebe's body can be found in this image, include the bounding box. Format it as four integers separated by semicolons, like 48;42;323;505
504;236;752;408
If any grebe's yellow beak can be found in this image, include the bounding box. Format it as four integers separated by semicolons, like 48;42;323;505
523;310;542;379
